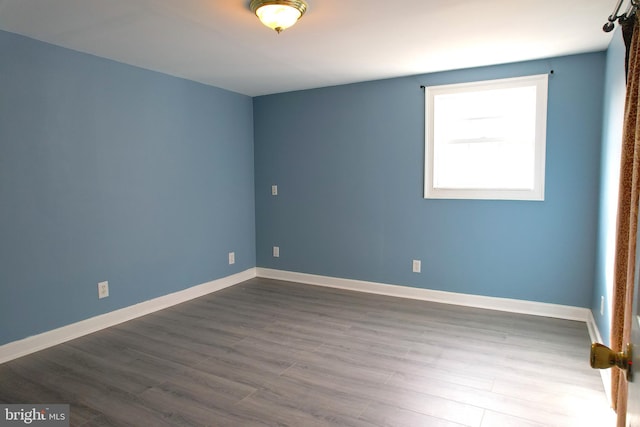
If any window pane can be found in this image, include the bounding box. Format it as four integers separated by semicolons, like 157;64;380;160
433;86;537;190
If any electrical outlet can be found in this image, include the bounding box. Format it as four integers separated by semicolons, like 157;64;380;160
98;281;109;299
601;295;605;316
273;246;280;257
412;260;421;273
229;251;235;265
271;185;278;196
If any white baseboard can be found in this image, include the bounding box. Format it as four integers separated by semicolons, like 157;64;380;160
0;268;256;364
586;310;612;405
256;268;591;321
586;310;604;343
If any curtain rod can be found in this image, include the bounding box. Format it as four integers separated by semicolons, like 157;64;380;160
604;0;638;32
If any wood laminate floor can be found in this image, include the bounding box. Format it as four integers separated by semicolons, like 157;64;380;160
0;278;613;426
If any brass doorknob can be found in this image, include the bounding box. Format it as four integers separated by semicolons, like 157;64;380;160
590;342;633;381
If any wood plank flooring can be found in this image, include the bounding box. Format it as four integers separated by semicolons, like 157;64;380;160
0;278;613;426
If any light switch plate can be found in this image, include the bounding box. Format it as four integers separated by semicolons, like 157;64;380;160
412;260;421;273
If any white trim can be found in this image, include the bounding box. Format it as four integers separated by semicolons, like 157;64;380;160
586;310;604;343
256;268;590;321
424;74;548;201
0;268;256;364
587;310;613;405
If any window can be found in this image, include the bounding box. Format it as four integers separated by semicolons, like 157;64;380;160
424;74;548;201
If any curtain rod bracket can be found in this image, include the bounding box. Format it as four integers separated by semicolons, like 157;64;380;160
604;0;638;32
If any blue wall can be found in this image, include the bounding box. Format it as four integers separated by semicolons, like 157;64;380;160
0;27;612;347
0;31;256;346
254;53;606;307
593;29;627;345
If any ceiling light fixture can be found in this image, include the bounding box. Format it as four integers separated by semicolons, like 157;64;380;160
250;0;308;34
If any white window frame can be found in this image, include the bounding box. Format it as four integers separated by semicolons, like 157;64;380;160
424;74;548;201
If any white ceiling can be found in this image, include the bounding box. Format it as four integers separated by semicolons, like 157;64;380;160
0;0;617;96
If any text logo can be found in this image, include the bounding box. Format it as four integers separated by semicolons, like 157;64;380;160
0;405;69;427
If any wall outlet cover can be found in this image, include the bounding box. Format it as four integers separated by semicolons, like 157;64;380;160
98;281;109;299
